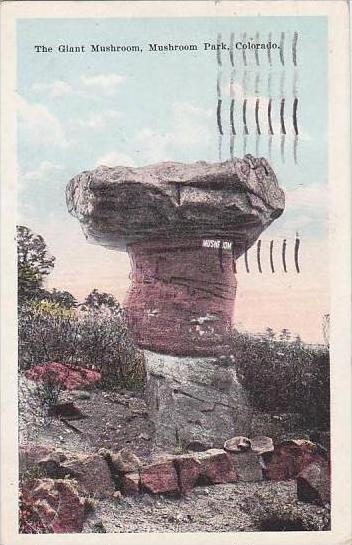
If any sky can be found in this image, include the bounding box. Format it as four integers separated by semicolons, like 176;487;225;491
17;16;328;343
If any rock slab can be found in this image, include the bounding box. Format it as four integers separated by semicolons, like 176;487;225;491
66;156;285;252
144;350;253;448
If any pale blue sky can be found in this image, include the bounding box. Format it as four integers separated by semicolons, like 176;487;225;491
16;16;328;341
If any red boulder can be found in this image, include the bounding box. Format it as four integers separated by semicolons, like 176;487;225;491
20;478;84;534
195;449;238;484
262;440;328;481
174;455;201;493
25;362;101;390
141;461;179;494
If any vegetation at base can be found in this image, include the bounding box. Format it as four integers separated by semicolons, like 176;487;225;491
17;226;145;390
231;329;330;431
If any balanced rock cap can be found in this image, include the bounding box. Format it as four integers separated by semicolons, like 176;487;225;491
66;154;284;255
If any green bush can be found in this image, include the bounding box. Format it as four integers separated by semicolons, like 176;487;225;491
231;331;330;431
18;301;146;390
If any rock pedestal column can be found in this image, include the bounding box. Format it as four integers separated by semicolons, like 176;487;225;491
66;156;285;448
126;238;237;357
126;238;246;447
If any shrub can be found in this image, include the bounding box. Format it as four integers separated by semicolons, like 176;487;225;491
32;369;65;409
231;331;330;431
253;501;330;532
18;302;145;390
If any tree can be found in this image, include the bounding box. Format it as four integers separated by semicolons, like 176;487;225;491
45;289;77;309
279;328;291;342
17;225;55;301
83;289;120;311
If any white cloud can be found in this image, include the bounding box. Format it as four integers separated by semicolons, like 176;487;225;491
74;109;122;130
95;151;136;167
31;80;73;97
17;95;67;147
81;73;127;95
19;161;63;191
133;102;214;163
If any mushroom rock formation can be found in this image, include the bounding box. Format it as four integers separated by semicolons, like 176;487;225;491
66;155;285;446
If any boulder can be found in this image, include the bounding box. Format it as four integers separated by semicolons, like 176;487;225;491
144;351;253;448
25;362;101;390
174;455;201;493
122;472;141;496
250;435;274;455
262;439;328;481
61;453;115;499
20;478;84;533
224;436;251;453
195;449;238;484
19;444;68;477
297;461;330;505
141;461;179;495
108;448;142;474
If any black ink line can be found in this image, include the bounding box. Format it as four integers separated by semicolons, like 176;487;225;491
282;239;287;272
255;98;261;135
217;70;222;99
268;99;274;135
243;99;249;135
292;31;298;66
294;235;300;273
280;98;286;134
257;239;262;273
293;97;299;135
280;32;285;66
244;248;250;273
270;240;275;273
217;99;223;135
230;99;236;135
216;33;222;66
230;32;235;67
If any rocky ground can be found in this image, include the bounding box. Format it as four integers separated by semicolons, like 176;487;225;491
19;376;154;459
84;481;329;533
19;375;330;534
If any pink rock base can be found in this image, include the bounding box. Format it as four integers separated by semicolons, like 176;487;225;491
126;238;237;356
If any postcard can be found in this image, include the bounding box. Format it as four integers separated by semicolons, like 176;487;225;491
0;1;351;544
